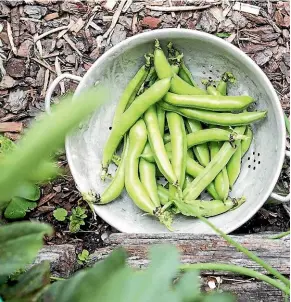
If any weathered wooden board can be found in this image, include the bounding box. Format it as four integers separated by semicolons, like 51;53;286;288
36;233;289;302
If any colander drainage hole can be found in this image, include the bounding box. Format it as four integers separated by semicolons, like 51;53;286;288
248;165;251;168
253;167;256;170
109;126;112;130
258;161;261;164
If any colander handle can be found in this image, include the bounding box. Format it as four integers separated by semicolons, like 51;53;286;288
45;73;82;114
270;150;290;203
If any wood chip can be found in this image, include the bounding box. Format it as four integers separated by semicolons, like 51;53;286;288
0;122;23;133
233;2;260;16
85;12;97;30
6;22;17;55
20;17;43;23
103;0;127;39
44;12;59;21
70;17;85;33
38;192;57;207
42;51;60;59
103;16;113;22
63;34;83;57
4;132;21;141
168;0;176;17
35;35;43;57
34;26;68;42
89;21;102;31
104;0;118;11
55;57;65;95
226;32;236;43
146;2;221;12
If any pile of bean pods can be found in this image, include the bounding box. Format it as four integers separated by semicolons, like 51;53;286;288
98;40;267;229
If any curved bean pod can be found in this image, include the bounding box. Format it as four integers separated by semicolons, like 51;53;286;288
210;141;229;201
157;106;166;136
139;156;160;208
157;184;169;206
183;126;246;201
144;105;177;184
241;126;253;157
227;126;246;189
165;128;247;150
154;39;172;79
112;55;151;127
158;102;267;126
125;120;156;214
217;72;236;96
206;84;221;96
185;119;210;167
164;92;254;112
166;112;187;188
170;74;207;95
175;197;246;217
102;78;171;176
98;137;129;204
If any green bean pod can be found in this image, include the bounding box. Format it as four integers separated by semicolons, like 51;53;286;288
159;102;267;126
170;74;207;95
102;78;171;177
164;92;254;112
144;105;177;184
140;148;220;200
112;55;151;126
241;126;253;157
98;137;129;204
175;197;246;217
154;39;173;79
125;120;156;214
227;126;246;189
185;119;210;167
216;72;236;96
165;128;247;150
157;106;166;136
136;66;157;97
183;126;246;201
166;112;187;188
206;84;221;96
163;133;171;144
139;156;160;208
157;185;169;206
209;141;229;201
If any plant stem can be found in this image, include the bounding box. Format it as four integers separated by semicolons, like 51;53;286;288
50;276;66;281
198;215;290;287
269;230;290;239
284;112;290;135
180;263;290;295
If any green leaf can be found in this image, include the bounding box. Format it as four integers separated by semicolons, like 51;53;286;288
78;249;89;262
0;87;108;206
0;135;15;155
0;222;52;277
174;271;200;301
69;220;81;233
14;182;40;201
0;261;50;300
215;32;231;38
4;197;37;220
53;208;68;222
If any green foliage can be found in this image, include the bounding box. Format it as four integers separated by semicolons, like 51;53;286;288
0;261;50;301
69;207;87;233
215;32;231;38
53;208;68;222
0;87;108;207
4;197;37;220
0;135;15;156
77;249;90;265
0;222;52;277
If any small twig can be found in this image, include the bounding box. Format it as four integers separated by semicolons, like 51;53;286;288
20;17;43;23
41;69;50;97
168;0;176;17
34;26;68;42
42;51;60;59
35;35;43;57
55;57;65;95
146;2;221;12
103;0;127;39
122;0;133;12
6;22;17;55
32;58;56;74
85;12;97;30
63;34;83;57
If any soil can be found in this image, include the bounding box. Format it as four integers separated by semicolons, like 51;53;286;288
0;0;289;253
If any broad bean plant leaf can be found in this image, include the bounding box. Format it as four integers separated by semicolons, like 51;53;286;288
0;222;52;277
0;261;50;301
4;197;37;220
0;87;108;206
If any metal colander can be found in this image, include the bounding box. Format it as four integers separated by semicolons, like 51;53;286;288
45;29;288;234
